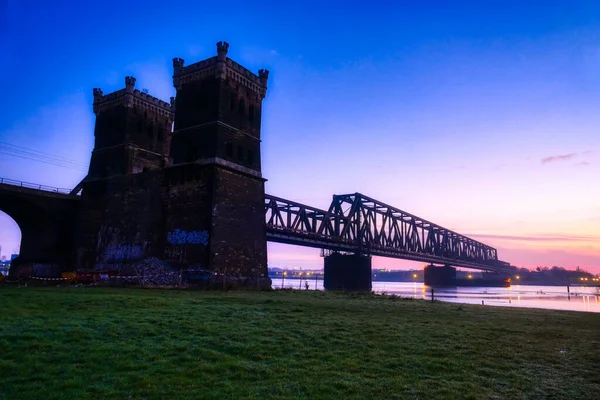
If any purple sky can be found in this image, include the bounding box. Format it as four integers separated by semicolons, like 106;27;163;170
0;1;599;272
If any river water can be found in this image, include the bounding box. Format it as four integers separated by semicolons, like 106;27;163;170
272;278;600;313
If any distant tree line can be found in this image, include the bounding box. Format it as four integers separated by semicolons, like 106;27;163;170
514;266;597;285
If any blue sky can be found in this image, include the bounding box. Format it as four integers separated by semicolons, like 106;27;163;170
1;0;599;271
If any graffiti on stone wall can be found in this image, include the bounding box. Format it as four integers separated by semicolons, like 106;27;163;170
96;225;147;265
167;229;209;245
164;246;185;262
103;244;145;261
164;229;209;262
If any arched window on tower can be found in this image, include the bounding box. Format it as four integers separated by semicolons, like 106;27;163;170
238;99;245;116
229;94;236;111
249;104;254;122
147;123;153;138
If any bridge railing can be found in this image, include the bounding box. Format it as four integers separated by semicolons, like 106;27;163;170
0;177;73;195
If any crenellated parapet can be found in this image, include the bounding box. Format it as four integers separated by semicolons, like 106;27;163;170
172;41;269;98
93;76;174;118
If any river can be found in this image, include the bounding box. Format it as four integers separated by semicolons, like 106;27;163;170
272;278;600;313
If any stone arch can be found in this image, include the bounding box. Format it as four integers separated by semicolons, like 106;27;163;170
0;187;79;275
0;211;20;271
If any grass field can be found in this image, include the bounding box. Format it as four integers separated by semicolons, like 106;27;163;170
0;287;599;399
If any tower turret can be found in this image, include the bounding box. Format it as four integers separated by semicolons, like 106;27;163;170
125;76;136;93
87;76;174;180
216;41;229;61
167;41;270;286
170;41;268;173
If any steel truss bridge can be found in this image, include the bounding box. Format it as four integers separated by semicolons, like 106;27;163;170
265;193;512;272
1;177;511;272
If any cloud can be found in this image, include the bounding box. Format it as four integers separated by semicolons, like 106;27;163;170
576;161;591;166
469;233;599;242
541;153;577;164
541;150;596;165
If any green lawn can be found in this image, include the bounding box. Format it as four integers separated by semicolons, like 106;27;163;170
0;287;598;399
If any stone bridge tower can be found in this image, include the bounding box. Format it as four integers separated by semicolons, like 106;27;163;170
168;41;270;287
75;78;175;270
74;42;270;288
89;77;175;178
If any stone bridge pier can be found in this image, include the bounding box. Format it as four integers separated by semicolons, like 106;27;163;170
424;264;457;287
323;253;372;292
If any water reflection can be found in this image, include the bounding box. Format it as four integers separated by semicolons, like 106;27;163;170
272;278;600;313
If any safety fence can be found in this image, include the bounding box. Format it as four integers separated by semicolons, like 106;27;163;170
3;268;268;289
20;269;211;282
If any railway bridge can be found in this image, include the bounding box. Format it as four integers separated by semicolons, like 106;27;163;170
0;41;511;289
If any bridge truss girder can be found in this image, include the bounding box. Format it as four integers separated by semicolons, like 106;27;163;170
265;193;511;272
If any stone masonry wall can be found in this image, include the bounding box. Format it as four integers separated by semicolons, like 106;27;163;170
210;166;268;286
162;164;213;267
76;164;215;274
76;171;166;271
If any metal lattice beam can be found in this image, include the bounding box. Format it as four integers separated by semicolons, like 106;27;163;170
265;193;511;272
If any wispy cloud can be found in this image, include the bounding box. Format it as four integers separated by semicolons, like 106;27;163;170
541;150;596;165
469;233;599;242
541;153;577;164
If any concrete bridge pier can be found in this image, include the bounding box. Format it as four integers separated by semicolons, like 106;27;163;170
323;252;372;292
424;264;456;287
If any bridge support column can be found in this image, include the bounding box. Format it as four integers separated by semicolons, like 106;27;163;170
424;264;456;287
323;253;372;292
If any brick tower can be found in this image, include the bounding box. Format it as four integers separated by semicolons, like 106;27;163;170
75;42;271;288
167;41;270;287
76;79;175;270
88;77;175;179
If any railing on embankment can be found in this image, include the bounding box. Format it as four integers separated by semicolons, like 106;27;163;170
0;177;73;195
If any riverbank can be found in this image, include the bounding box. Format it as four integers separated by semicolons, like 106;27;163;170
273;278;600;312
1;287;598;399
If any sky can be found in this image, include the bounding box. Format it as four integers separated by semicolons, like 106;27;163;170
0;0;599;272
